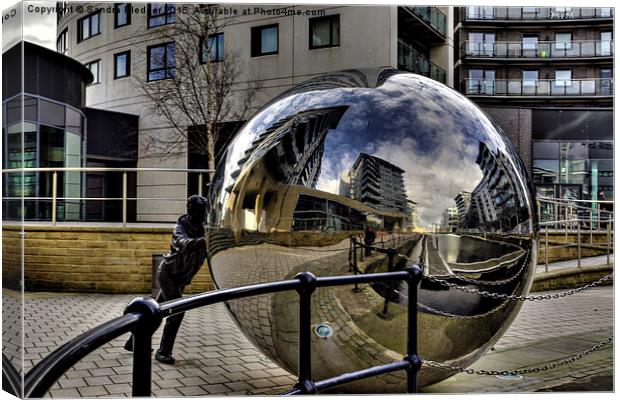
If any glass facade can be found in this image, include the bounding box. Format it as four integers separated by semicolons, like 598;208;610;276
2;94;85;220
533;140;613;200
532;109;613;202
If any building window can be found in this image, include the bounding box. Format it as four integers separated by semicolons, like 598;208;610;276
56;28;68;54
522;35;538;51
555;33;572;50
114;51;130;79
86;60;101;84
600;69;612;95
148;3;176;28
200;33;224;63
147;42;175;81
77;11;101;43
467;32;494;56
522;70;539;86
468;69;495;94
554;70;572;86
114;3;131;28
251;24;278;57
309;15;340;49
600;31;612;56
467;6;493;19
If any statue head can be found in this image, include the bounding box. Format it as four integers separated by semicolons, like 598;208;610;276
186;195;207;224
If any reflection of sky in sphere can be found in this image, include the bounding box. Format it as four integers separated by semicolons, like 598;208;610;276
222;72;512;227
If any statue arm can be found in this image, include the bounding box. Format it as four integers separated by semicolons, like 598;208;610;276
172;224;205;253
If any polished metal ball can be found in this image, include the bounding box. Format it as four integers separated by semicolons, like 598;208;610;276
206;69;538;392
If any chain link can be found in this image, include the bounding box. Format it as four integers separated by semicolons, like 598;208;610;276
423;336;613;376
424;273;613;301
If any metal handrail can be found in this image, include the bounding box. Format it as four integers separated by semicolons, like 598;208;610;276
2;167;215;227
464;78;614;97
462;40;614;58
537;196;613;271
397;40;447;84
465;7;614;21
10;267;422;397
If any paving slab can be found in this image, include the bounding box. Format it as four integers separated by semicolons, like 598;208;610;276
2;284;613;396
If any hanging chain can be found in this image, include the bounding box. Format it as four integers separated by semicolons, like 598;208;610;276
423;273;613;301
423;336;613;376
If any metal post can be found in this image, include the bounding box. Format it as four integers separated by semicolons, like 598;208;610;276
198;173;203;196
124;297;162;397
51;171;57;226
122;171;127;227
405;265;422;393
379;249;396;318
607;220;611;265
565;205;568;242
590;207;593;244
544;225;549;272
294;272;317;394
577;223;582;268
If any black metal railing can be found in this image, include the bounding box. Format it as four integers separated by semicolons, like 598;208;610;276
397;40;447;84
5;260;422;397
463;78;614;97
465;7;613;21
461;40;614;59
405;6;447;37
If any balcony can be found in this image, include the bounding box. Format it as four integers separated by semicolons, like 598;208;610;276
465;7;613;21
405;6;446;37
463;78;613;97
397;40;447;84
461;40;614;60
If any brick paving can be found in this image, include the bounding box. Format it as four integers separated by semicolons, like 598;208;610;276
2;283;613;396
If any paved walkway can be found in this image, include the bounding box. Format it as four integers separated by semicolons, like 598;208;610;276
2;282;612;397
536;254;613;274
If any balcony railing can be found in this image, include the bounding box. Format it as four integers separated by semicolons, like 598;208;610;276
464;78;614;97
406;6;447;37
462;40;614;59
397;40;447;84
465;7;614;21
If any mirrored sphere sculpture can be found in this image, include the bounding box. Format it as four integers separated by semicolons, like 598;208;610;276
207;69;538;392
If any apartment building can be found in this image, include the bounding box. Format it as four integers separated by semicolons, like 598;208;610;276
454;6;614;203
52;3;453;222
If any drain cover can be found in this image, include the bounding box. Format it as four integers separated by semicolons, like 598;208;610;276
314;323;334;338
496;374;524;381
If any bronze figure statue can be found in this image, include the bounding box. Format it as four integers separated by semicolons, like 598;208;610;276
124;195;208;364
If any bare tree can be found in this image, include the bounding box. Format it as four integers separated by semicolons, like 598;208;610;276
133;4;262;179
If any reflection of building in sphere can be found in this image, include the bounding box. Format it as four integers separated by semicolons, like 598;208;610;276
454;191;472;227
466;142;529;232
441;207;459;232
339;153;414;230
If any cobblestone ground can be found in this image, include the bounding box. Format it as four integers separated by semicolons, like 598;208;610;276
2;285;613;397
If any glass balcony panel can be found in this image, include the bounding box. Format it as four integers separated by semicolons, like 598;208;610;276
581;80;596;95
581;42;595;57
508;81;522;95
465;6;613;20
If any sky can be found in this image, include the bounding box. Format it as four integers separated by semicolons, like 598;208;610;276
2;1;56;51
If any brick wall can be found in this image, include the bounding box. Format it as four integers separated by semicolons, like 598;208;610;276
481;106;533;176
1;225;215;294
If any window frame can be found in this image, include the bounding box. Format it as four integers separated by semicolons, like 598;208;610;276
251;24;279;57
555;32;573;50
309;14;340;50
113;50;131;79
554;69;572;87
147;42;176;82
114;3;131;28
77;11;101;43
85;59;102;84
56;28;68;54
147;3;176;29
522;70;539;87
200;32;224;64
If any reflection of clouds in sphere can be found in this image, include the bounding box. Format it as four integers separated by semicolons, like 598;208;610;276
207;69;537;392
